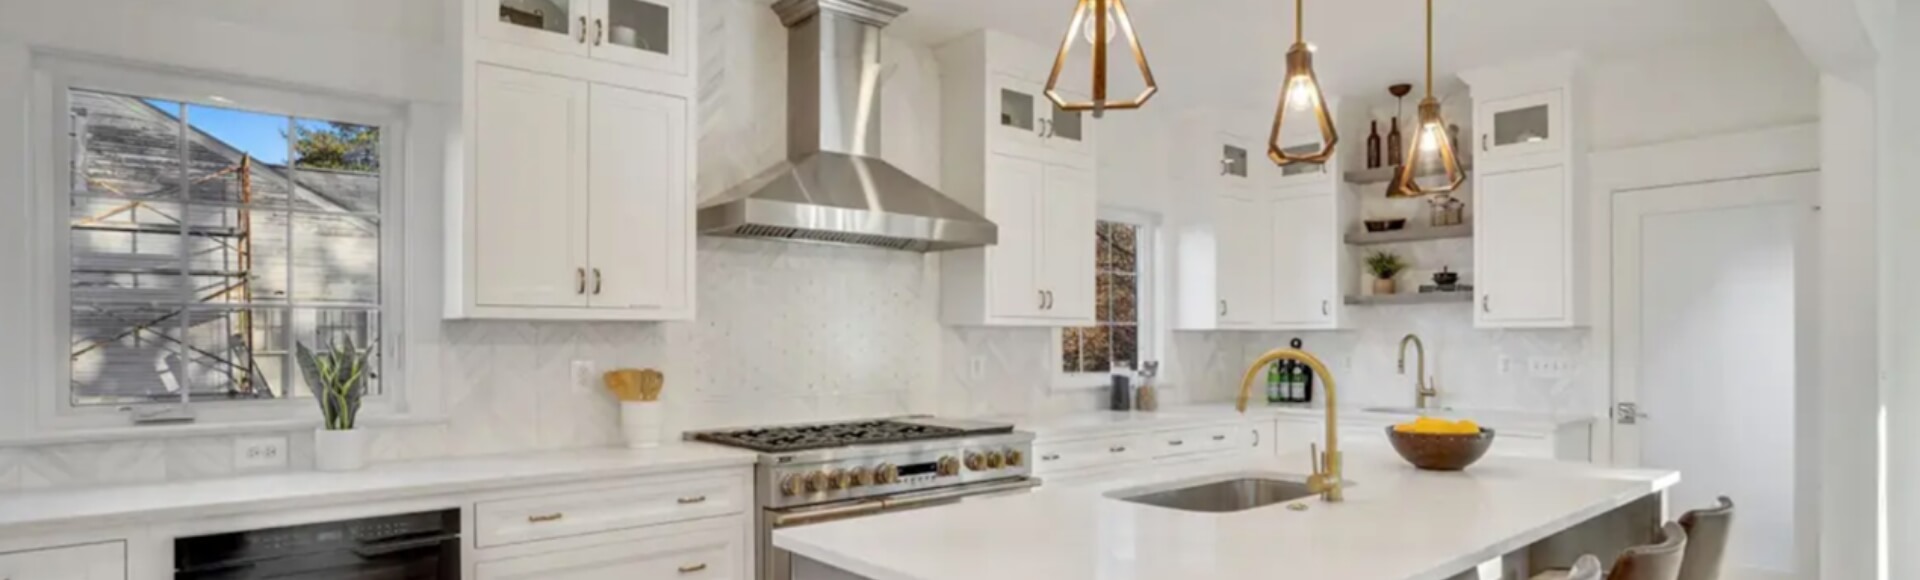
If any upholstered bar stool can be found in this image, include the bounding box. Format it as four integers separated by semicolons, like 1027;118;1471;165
1532;521;1689;580
1675;497;1734;580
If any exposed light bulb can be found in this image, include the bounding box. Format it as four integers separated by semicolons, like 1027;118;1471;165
1286;76;1317;110
1081;3;1121;45
1417;124;1442;152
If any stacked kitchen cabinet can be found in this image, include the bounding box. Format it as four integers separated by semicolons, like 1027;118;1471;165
446;0;697;320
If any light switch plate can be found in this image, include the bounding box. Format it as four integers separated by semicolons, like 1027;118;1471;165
572;360;596;392
1528;356;1576;379
235;436;289;470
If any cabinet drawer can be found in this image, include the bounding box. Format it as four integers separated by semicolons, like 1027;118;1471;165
1033;434;1148;476
0;542;126;580
476;523;739;579
1149;424;1245;458
477;473;745;548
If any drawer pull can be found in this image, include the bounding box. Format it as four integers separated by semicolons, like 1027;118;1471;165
1041;453;1062;461
1212;434;1227;441
679;563;708;574
1108;446;1127;453
527;512;565;523
677;495;708;504
1168;440;1185;446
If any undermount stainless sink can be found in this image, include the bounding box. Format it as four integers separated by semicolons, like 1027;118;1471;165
1117;478;1319;513
1362;405;1455;415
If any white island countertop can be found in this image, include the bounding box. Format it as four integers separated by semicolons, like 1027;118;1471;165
775;452;1677;580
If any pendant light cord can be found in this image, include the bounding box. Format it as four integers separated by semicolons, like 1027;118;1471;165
1424;0;1434;99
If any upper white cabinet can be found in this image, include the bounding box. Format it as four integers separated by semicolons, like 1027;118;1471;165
938;31;1099;326
479;0;690;77
1176;112;1350;331
0;542;126;580
1461;53;1587;328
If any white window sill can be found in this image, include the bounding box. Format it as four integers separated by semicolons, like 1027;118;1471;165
0;414;447;448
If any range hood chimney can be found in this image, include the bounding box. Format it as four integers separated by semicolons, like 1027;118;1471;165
697;0;997;252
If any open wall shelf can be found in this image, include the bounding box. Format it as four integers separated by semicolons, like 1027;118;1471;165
1344;292;1473;306
1344;224;1473;245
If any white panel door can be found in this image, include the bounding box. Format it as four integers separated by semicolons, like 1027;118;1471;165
1041;164;1096;321
475;528;738;579
474;64;590;308
987;153;1046;319
1270;192;1336;326
586;84;688;313
1475;165;1567;325
1214;192;1269;327
0;542;126;580
587;0;689;76
1611;172;1807;578
478;0;592;57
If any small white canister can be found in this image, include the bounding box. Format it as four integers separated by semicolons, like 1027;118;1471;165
620;401;665;448
314;428;368;472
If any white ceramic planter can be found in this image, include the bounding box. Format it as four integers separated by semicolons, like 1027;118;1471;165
314;428;368;472
621;402;665;448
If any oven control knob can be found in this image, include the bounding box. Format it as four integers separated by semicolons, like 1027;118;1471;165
1004;449;1024;467
872;463;899;484
806;470;831;492
964;452;986;471
986;451;1005;469
937;456;961;476
828;469;853;489
848;467;872;487
781;474;807;496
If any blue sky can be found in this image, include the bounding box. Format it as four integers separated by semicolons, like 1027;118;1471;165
146;99;334;165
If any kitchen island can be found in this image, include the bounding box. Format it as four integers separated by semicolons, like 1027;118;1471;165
774;452;1677;580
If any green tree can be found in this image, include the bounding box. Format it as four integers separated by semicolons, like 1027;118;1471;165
291;122;380;172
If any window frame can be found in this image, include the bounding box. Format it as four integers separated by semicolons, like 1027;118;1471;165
29;58;412;432
1052;206;1163;390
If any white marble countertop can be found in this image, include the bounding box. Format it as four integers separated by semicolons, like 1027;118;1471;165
0;443;757;535
991;403;1594;441
775;452;1677;580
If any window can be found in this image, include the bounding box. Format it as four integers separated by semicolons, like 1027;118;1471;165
1060;214;1156;380
45;61;404;425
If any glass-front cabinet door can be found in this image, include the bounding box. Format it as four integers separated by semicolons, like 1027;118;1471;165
479;0;591;56
1045;91;1094;159
588;0;688;76
1475;89;1561;160
990;74;1048;157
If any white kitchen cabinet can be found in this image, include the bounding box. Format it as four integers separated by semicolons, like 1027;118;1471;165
0;542;125;580
1204;191;1270;327
476;522;740;580
1269;187;1343;328
1178;186;1349;331
1460;54;1587;329
1032;420;1276;485
1275;416;1592;462
938;32;1098;327
478;0;689;77
451;64;695;320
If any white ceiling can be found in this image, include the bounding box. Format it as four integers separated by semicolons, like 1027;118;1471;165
883;0;1789;108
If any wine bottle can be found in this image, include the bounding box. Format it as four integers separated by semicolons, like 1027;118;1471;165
1366;121;1383;169
1387;117;1404;166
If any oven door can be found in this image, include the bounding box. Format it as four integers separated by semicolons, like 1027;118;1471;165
760;478;1039;580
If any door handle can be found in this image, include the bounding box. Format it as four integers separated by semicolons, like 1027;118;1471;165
1219;300;1228;317
1251;428;1261;447
1481;134;1489;152
577;16;588;43
592;268;603;295
1212;434;1227;441
1044;290;1054;310
1481;294;1491;313
528;512;565;523
1321;300;1330;316
1168;439;1184;447
1041;453;1061;461
1108;446;1128;453
678;563;708;574
593;18;605;45
576;268;587;295
1614;402;1650;425
677;495;707;504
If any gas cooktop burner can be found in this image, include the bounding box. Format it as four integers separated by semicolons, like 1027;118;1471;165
690;418;1007;453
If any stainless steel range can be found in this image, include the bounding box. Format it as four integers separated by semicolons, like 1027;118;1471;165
688;416;1036;580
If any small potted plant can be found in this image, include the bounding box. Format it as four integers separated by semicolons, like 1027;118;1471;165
1366;251;1408;295
297;336;375;472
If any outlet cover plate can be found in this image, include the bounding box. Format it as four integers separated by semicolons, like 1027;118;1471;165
235;436;289;470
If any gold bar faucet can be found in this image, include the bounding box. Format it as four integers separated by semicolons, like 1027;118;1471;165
1399;333;1439;410
1236;348;1342;502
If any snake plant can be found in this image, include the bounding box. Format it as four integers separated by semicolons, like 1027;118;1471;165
296;336;374;431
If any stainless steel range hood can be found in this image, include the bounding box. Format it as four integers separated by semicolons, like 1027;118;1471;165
697;0;997;252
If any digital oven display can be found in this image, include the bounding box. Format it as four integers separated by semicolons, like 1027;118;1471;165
898;462;938;477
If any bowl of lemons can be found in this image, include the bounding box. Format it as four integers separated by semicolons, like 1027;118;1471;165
1386;417;1494;471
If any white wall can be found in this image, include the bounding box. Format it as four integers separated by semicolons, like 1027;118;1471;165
1587;29;1819;150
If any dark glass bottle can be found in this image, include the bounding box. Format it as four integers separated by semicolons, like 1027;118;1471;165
1366;121;1383;169
1387;117;1404;166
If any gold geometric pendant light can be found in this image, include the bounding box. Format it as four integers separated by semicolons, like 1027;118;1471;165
1268;0;1337;165
1046;0;1159;118
1390;0;1465;196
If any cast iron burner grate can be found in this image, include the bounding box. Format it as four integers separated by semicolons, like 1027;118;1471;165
691;420;982;453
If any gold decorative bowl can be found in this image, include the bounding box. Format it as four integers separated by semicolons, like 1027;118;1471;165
1385;426;1495;471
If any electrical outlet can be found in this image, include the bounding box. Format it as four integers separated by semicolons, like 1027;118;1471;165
572;360;596;392
235;436;289;470
1496;355;1513;375
1527;356;1576;379
969;356;986;380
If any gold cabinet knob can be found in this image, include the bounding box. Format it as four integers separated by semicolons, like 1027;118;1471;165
873;463;899;484
985;451;1005;469
1004;449;1024;466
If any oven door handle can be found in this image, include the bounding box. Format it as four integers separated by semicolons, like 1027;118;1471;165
880;478;1042;511
351;534;460;558
771;499;891;528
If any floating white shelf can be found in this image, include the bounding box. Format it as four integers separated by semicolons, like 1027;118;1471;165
1344;292;1474;306
1344;224;1473;245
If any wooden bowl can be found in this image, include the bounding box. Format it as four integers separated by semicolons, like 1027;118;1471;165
1385;426;1495;471
1364;218;1408;232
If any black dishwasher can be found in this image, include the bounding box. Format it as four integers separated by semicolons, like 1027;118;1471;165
174;509;460;579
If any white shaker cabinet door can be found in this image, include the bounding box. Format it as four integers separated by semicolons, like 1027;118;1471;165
1476;164;1569;326
1214;192;1270;327
585;83;690;314
1269;192;1336;326
1040;164;1097;322
474;64;591;308
987;153;1047;318
0;542;126;580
